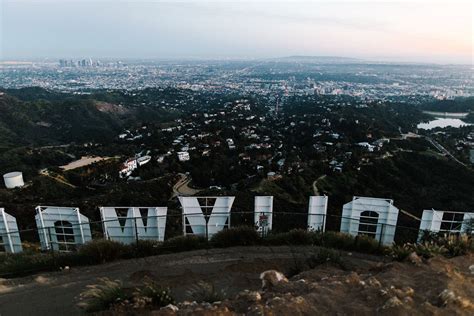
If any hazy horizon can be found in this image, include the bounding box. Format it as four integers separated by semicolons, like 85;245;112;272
1;0;472;65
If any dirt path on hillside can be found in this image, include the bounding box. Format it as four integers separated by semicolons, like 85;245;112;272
0;247;472;316
0;246;360;316
312;175;326;196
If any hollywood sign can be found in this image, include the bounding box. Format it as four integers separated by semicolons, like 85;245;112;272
0;196;472;253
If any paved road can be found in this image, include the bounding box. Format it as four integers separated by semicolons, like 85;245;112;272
170;173;201;199
423;136;467;167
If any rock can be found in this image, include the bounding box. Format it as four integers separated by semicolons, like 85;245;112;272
403;297;414;304
238;290;262;302
394;286;415;299
438;289;474;309
260;270;288;290
293;296;305;304
161;304;179;312
34;276;50;285
267;296;284;306
407;252;422;265
402;287;415;297
366;277;382;288
382;296;403;309
469;265;474;274
345;272;361;285
438;289;456;306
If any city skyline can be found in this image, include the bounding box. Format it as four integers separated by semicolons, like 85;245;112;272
1;0;473;64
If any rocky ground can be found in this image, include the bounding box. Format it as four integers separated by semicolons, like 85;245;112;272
0;247;472;315
151;253;474;316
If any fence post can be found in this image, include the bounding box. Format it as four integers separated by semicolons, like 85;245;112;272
48;227;57;269
134;217;139;247
379;223;385;248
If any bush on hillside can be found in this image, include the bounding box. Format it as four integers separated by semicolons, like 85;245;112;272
77;239;130;264
78;278;129;313
306;248;345;269
162;235;208;252
131;240;162;258
210;226;261;247
264;229;317;246
321;231;355;250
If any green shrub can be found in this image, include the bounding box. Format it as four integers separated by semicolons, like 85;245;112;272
306;248;344;269
135;279;175;307
186;281;227;303
78;278;129;313
387;244;413;261
353;235;384;254
439;235;473;257
413;242;447;259
264;229;316;246
77;239;130;264
418;230;443;243
162;235;208;252
321;231;355;250
132;240;162;258
210;226;261;248
0;252;54;277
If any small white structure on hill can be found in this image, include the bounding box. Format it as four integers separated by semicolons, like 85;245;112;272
0;208;22;253
177;151;190;162
3;172;24;189
179;196;234;239
254;196;273;235
100;207;168;244
419;210;474;238
340;197;399;245
35;206;92;251
307;196;328;231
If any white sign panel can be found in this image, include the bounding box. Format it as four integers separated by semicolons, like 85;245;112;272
254;196;273;234
35;206;92;251
420;209;474;239
0;208;22;253
100;207;168;244
308;196;328;231
179;196;234;239
340;196;399;245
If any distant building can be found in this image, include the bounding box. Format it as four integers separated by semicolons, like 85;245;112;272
119;158;137;178
177;151;190;162
267;171;282;181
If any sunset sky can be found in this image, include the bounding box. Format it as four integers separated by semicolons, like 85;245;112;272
1;0;472;64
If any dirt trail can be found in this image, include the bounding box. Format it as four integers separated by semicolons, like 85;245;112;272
39;168;76;188
1;248;472;316
312;175;326;196
0;246;345;316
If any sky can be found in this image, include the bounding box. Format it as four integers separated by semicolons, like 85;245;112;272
0;0;472;64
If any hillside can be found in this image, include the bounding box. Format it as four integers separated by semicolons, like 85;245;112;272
0;93;123;149
0;246;472;315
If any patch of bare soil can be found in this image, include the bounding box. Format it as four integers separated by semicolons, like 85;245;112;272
151;253;474;316
0;248;472;315
95;101;129;114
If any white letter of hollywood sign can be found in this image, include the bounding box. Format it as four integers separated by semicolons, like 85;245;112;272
100;207;167;244
179;196;235;239
0;208;23;253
